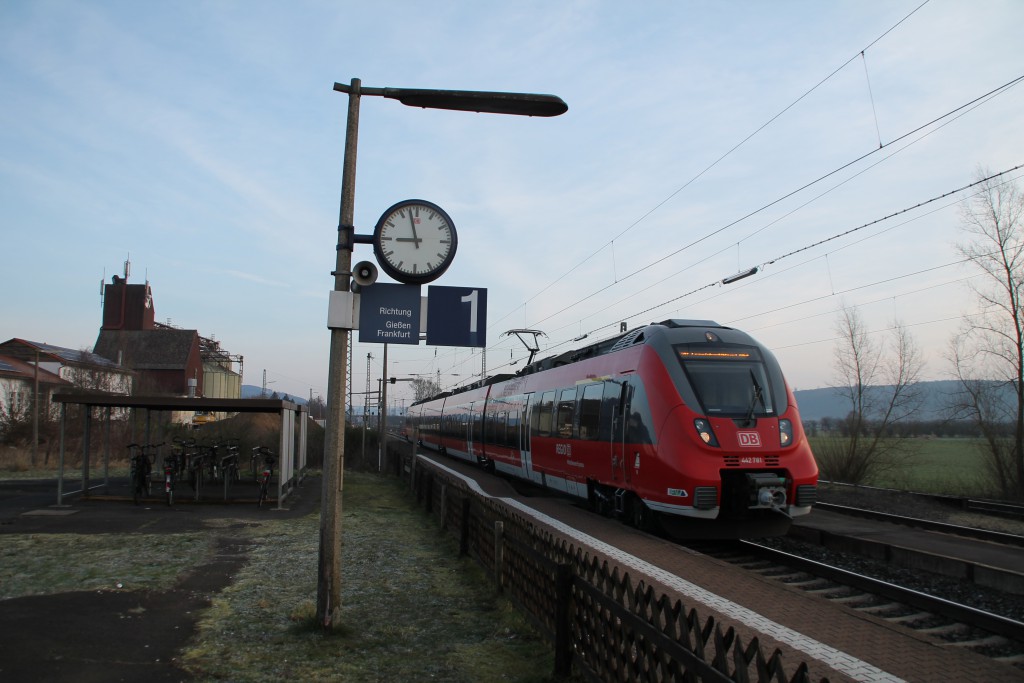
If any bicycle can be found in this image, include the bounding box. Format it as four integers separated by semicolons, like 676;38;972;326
254;447;277;509
162;447;181;506
127;443;152;505
189;446;211;502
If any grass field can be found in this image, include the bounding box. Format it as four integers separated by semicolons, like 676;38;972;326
808;437;1002;496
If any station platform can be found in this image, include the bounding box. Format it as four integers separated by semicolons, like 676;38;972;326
416;451;1024;682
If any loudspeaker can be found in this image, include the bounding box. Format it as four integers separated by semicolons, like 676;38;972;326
353;261;378;288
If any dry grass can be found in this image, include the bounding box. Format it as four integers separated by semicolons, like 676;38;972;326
0;532;212;599
186;471;560;682
0;470;559;681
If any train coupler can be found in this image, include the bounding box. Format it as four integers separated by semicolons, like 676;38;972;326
746;473;787;510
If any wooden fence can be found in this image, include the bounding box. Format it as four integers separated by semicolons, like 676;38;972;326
395;446;827;683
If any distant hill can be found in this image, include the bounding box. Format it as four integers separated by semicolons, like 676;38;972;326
237;380;997;421
794;380;977;422
241;384;307;405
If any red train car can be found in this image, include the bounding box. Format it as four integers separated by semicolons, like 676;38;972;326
408;319;818;538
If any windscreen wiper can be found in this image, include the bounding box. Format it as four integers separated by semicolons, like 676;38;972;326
744;370;764;427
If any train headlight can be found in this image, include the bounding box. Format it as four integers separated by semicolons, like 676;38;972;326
779;419;793;447
694;419;719;447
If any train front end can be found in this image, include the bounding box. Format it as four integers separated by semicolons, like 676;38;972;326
641;321;818;538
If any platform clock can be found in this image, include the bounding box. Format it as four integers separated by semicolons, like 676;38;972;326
372;199;458;285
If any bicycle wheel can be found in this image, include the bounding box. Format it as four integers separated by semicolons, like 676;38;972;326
257;476;268;508
194;466;203;502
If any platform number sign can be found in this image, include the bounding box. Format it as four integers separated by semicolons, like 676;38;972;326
426;285;487;348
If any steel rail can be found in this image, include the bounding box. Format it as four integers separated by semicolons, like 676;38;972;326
739;539;1024;644
813;501;1024;547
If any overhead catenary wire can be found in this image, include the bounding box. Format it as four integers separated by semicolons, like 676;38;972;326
502;73;1024;344
433;166;1023;387
488;0;933;334
361;5;1023;396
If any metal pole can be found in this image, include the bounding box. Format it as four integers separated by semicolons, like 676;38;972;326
380;343;388;472
317;77;361;631
32;349;39;467
56;404;65;506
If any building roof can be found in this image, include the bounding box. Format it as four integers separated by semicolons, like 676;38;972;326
0;338;124;370
93;329;198;371
0;354;71;386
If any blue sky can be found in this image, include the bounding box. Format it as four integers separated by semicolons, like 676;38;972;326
2;1;1023;409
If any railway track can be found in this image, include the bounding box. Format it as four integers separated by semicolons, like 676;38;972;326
697;539;1024;669
818;481;1024;522
812;501;1024;547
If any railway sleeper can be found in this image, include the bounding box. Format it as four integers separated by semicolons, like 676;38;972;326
917;622;970;636
736;559;775;570
830;592;876;606
855;602;905;615
945;634;1010;648
995;652;1024;665
759;568;803;579
784;576;831;589
883;611;935;624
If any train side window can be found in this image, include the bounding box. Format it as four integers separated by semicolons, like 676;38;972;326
473;410;483;443
556;387;577;438
536;391;555;436
578;383;603;440
625;380;655;445
507;408;520;449
523;394;533;451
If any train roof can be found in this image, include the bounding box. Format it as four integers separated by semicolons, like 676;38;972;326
411;319;731;406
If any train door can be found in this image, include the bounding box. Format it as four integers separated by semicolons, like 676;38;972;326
520;393;534;479
466;401;475;457
606;381;628;484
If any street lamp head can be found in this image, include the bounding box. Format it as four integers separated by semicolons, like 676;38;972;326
383;88;567;117
333;81;567;117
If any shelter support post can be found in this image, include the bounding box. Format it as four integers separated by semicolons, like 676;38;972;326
82;406;91;497
56;404;66;506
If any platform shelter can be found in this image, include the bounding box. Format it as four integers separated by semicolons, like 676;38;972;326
50;393;307;509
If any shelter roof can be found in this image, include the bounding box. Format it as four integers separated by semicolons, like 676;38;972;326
51;393;299;413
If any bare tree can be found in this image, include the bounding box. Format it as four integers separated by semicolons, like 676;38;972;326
815;305;924;483
949;169;1024;498
410;377;442;402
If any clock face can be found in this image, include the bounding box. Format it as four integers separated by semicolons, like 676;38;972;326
372;200;457;284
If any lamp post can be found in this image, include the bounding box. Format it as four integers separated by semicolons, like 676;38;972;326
318;78;566;631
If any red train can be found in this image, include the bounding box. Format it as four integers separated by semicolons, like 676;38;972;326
407;319;818;538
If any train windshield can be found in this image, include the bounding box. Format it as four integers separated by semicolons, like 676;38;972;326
674;345;775;417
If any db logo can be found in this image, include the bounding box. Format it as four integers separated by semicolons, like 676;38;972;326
738;432;761;447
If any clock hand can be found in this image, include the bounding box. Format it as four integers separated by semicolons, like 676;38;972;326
408;211;421;248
